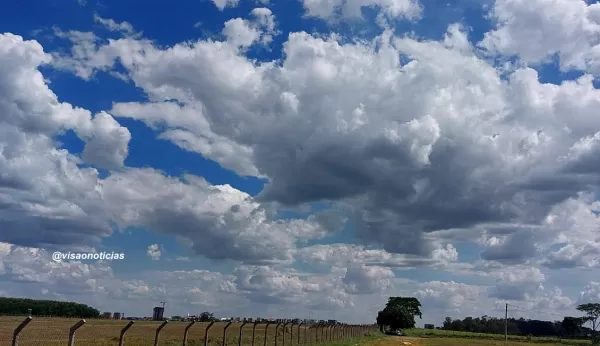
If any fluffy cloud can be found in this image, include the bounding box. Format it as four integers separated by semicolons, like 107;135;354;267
0;33;129;250
54;19;600;265
578;282;600;305
147;244;161;260
414;281;485;313
101;169;330;264
211;0;240;11
32;9;600;269
301;0;422;21
481;0;600;74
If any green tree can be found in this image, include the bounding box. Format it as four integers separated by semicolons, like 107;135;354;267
376;297;422;332
577;303;600;344
199;311;216;322
562;316;584;337
0;297;99;318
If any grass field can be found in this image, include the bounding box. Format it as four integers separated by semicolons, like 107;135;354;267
366;336;588;346
401;329;591;345
0;316;375;346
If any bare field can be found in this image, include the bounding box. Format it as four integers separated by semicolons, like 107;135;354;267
0;317;368;346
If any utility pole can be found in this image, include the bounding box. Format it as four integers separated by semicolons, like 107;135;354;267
504;303;508;345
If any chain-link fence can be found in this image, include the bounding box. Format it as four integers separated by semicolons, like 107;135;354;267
1;316;378;346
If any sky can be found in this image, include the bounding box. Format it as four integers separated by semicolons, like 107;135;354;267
1;0;600;327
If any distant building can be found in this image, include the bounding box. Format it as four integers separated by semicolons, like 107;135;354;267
153;307;165;321
424;324;434;329
113;312;122;320
102;312;112;319
327;320;337;325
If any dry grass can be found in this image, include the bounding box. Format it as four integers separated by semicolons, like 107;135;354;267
403;329;591;345
0;316;367;346
366;336;589;346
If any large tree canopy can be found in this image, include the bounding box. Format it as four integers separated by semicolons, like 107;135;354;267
376;296;422;331
577;303;600;344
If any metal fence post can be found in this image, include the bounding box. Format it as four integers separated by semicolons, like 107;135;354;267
275;323;282;346
154;320;168;346
283;322;290;346
297;323;302;345
204;321;215;346
183;320;195;346
222;321;233;346
67;319;86;346
12;316;32;346
119;320;134;346
303;323;307;345
251;321;259;346
263;322;272;346
238;321;248;346
321;324;325;343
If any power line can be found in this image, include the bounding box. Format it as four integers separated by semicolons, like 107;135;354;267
506;303;565;318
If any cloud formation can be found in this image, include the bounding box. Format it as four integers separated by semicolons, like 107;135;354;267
2;0;600;324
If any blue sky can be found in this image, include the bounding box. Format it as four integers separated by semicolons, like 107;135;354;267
1;0;600;326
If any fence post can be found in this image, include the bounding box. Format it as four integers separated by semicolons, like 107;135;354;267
238;321;248;346
275;323;282;346
263;322;272;346
251;321;259;346
12;316;32;346
154;320;169;346
67;319;86;346
283;322;291;346
119;320;134;346
183;320;195;346
303;324;307;345
321;325;325;342
222;321;233;346
297;323;302;345
204;321;215;346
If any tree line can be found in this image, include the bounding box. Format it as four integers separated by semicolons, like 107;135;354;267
442;303;600;341
442;315;591;337
0;297;100;318
376;297;600;345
